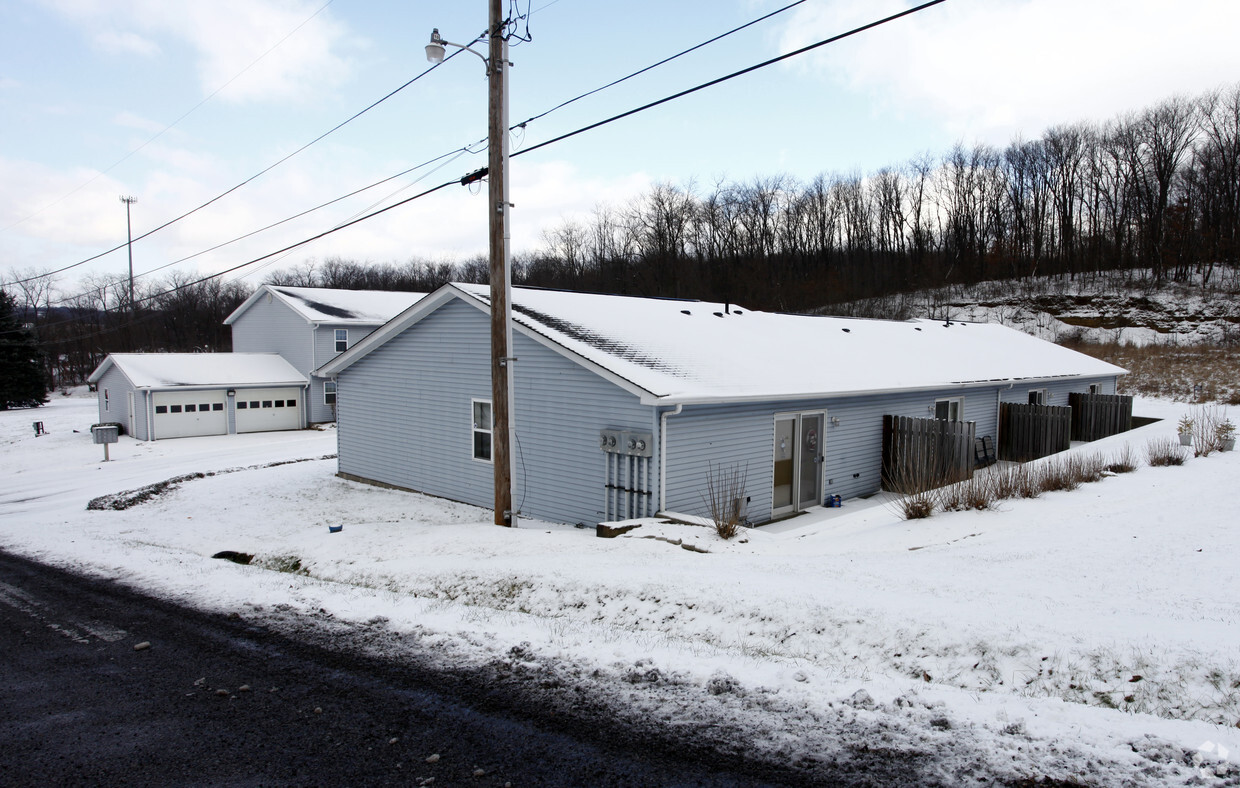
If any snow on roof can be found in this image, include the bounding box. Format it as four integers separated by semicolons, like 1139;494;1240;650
224;285;426;326
451;284;1126;404
88;353;308;389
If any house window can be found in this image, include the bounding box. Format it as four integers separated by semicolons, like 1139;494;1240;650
185;404;196;413
237;401;248;409
155;405;168;414
170;405;182;414
249;401;260;409
1028;389;1048;405
334;329;348;353
103;389;109;412
275;400;285;408
324;381;337;405
472;399;493;462
285;399;297;407
1088;383;1102;395
212;403;224;411
934;397;963;421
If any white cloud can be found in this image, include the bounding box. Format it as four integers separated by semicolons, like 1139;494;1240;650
93;29;160;57
780;0;1240;144
44;0;357;103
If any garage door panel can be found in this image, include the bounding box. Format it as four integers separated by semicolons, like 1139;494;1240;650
153;390;228;439
236;387;302;433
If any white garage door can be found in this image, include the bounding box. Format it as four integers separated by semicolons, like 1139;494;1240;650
235;388;302;434
152;390;228;439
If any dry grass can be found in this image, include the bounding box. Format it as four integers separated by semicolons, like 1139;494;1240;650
1063;340;1240;404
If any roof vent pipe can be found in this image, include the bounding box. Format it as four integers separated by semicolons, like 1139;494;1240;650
725;302;730;314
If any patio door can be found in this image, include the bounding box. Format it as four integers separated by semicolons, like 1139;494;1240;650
772;411;825;518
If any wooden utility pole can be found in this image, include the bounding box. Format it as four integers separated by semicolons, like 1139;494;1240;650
487;0;514;526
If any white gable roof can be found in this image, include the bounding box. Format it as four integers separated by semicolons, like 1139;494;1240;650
322;283;1126;405
224;285;426;326
88;353;307;389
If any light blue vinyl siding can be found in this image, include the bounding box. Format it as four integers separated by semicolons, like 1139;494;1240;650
999;376;1116;405
661;375;1118;523
336;299;653;525
231;294;382;423
661;387;1004;524
95;366;145;439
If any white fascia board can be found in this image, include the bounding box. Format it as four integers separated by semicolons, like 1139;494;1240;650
316;285;463;377
649;372;1124;407
136;380;309;393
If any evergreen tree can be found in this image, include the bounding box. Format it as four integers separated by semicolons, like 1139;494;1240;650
0;289;48;410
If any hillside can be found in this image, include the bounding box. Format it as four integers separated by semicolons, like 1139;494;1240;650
830;269;1240;403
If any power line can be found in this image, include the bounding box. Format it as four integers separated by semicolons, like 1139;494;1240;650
12;1;947;339
6;43;476;288
514;0;947;161
46;146;479;309
21;1;801;304
513;0;807;131
2;0;339;235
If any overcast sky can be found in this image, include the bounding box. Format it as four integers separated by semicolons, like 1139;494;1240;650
3;0;1238;296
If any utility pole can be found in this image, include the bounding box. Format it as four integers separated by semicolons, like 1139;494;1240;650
487;0;515;527
425;3;515;527
120;195;137;314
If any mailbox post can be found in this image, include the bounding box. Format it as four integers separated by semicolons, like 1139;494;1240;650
91;424;119;462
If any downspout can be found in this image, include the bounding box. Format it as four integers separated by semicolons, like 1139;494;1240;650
658;404;683;514
145;389;153;441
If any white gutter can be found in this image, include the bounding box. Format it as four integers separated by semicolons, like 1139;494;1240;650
658;404;683;514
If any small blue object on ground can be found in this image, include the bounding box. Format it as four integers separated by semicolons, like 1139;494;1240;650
328;525;343;534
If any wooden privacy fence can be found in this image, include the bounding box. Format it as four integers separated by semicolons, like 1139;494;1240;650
881;415;975;492
999;403;1071;462
1069;393;1133;441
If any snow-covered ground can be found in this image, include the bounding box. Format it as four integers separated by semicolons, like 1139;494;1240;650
3;390;1239;785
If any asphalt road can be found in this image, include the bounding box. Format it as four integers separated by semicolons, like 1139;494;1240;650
0;549;825;787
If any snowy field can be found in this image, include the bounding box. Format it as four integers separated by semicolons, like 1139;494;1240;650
3;390;1238;785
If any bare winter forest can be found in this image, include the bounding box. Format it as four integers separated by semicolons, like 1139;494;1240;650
6;84;1239;388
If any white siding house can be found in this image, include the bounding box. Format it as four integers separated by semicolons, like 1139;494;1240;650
225;285;425;423
319;284;1126;527
87;353;308;441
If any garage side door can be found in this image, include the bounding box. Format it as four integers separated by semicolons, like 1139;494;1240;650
235;388;302;434
152;390;228;439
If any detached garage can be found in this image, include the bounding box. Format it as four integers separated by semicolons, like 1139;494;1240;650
88;353;308;441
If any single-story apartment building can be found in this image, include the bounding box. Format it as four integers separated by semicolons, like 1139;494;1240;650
88;353;308;440
225;285;426;423
319;283;1126;526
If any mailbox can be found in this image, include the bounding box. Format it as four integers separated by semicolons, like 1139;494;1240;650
91;424;119;445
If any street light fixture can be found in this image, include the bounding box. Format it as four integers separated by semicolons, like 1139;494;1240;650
426;3;516;528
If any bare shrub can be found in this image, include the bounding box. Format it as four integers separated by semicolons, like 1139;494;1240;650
1106;443;1139;474
700;462;749;540
884;455;944;520
940;474;998;512
1074;453;1109;484
1036;455;1081;493
1188;405;1227;456
1147;436;1187;467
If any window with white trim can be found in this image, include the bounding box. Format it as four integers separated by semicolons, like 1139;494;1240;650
334;328;348;353
934;397;963;421
472;399;493;462
324;381;337;405
1088;383;1103;395
103;388;109;412
1028;388;1048;405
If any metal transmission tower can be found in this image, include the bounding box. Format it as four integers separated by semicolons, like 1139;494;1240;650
120;195;137;313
